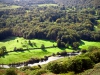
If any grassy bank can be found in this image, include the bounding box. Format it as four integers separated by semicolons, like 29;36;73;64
0;37;57;51
38;4;58;7
79;40;100;49
0;37;73;64
0;3;21;10
0;37;100;64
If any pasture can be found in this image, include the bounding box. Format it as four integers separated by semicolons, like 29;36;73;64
0;3;21;10
0;37;73;64
0;37;57;51
0;37;100;64
38;4;58;7
79;40;100;49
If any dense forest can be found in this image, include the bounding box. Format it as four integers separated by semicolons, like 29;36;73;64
0;0;100;49
0;0;100;75
1;0;100;7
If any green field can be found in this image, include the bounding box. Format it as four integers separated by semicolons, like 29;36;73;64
97;20;100;23
0;37;58;51
0;3;21;10
38;4;58;7
0;5;21;10
77;63;100;75
0;37;73;64
0;37;100;64
79;40;100;49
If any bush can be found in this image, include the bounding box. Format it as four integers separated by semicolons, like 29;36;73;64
46;56;94;73
81;49;87;53
35;69;48;75
89;51;100;63
66;72;75;75
0;72;3;75
46;61;63;74
88;46;99;52
32;66;41;70
41;44;45;49
67;56;94;73
67;58;82;72
20;66;34;71
93;63;100;69
5;69;17;75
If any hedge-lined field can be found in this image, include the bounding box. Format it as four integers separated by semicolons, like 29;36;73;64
0;3;21;10
79;40;100;49
38;4;58;7
0;37;100;64
0;37;56;51
0;37;73;64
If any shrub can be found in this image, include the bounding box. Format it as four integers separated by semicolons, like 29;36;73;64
60;51;67;56
35;69;48;75
93;63;100;69
41;44;45;49
66;72;75;75
88;46;99;52
46;56;94;74
32;66;40;70
0;73;3;75
20;66;35;71
89;51;100;63
81;49;87;53
67;58;83;73
46;61;63;74
5;69;17;75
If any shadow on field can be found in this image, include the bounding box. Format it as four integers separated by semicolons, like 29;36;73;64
80;41;85;46
1;37;17;42
59;47;66;50
40;39;55;43
42;49;47;52
0;52;9;58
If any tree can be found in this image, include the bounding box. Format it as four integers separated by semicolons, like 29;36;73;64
61;42;66;48
41;44;45;49
56;39;61;48
5;69;17;75
72;42;80;49
0;49;4;56
1;46;7;52
28;40;33;46
56;18;61;23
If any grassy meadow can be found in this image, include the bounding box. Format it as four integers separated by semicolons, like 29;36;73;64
0;3;21;10
0;37;73;64
0;37;57;51
38;4;58;7
79;40;100;49
0;37;100;64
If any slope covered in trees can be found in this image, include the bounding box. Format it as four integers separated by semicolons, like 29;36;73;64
0;0;100;8
0;3;100;50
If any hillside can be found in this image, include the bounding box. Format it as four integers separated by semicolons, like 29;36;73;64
0;0;100;7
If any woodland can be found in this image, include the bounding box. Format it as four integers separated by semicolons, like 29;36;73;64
0;0;100;75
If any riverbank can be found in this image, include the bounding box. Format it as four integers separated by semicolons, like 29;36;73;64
0;52;81;68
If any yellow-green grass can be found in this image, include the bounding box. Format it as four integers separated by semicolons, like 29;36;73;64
1;37;100;64
0;5;21;10
0;37;57;51
38;4;58;7
94;20;100;31
0;3;5;7
79;40;100;50
97;20;100;23
0;37;73;64
0;48;73;64
77;62;100;75
94;26;100;31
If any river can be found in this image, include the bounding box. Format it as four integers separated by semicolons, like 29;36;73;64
0;52;81;68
